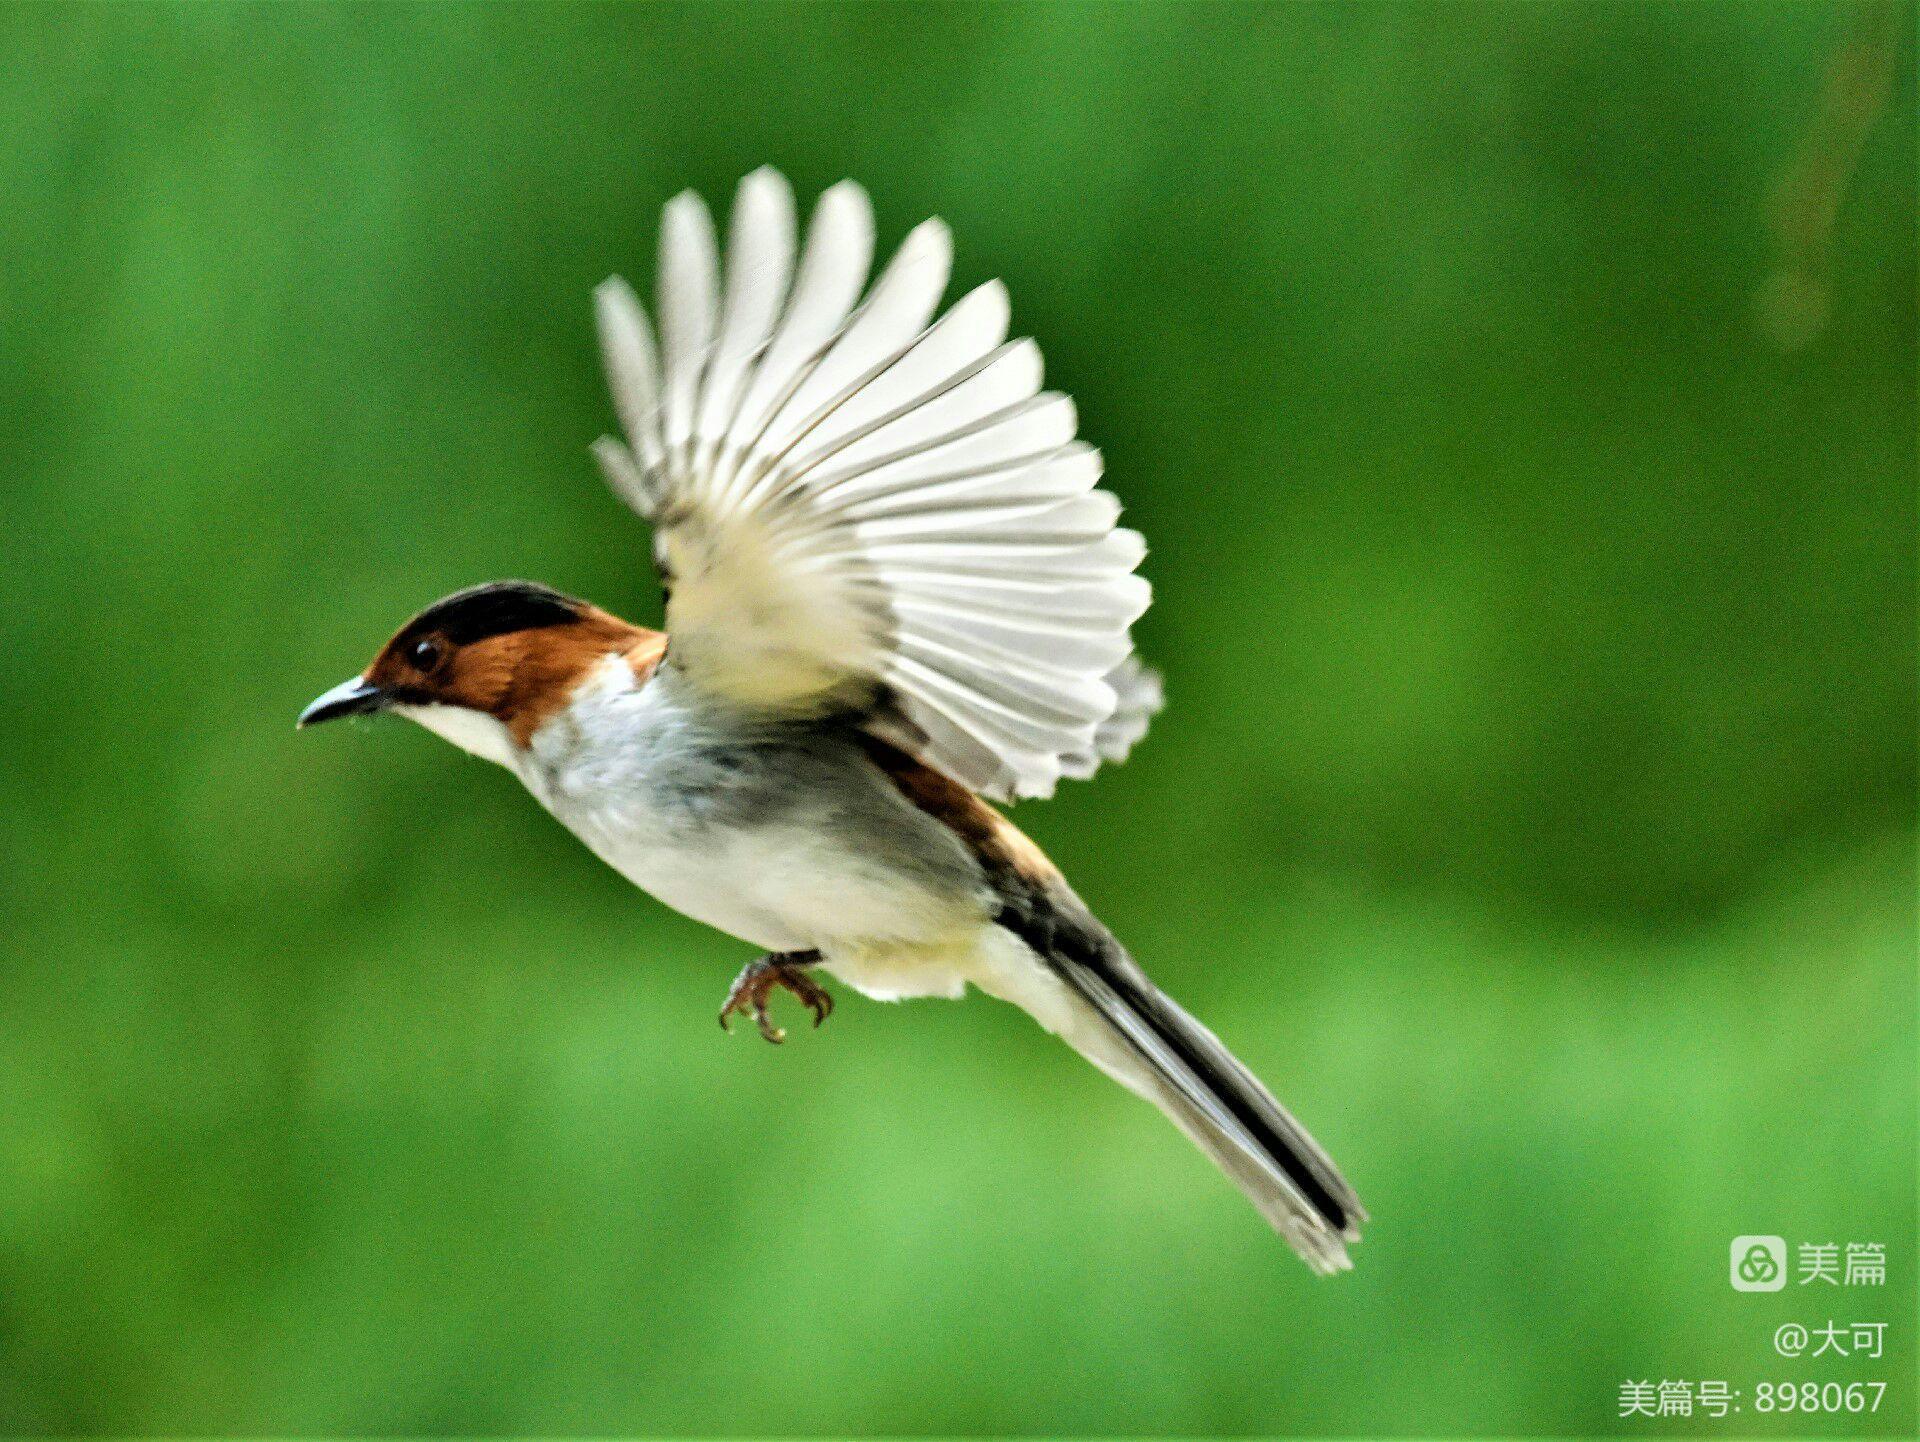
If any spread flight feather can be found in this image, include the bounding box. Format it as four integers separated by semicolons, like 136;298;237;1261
592;167;1153;801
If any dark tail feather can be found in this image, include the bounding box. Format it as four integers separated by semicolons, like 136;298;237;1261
1048;948;1365;1273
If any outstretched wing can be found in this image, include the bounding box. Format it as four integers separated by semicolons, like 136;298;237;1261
591;168;1153;801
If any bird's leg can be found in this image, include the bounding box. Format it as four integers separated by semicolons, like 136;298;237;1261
719;949;831;1043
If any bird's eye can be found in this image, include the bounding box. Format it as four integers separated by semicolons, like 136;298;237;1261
409;638;443;671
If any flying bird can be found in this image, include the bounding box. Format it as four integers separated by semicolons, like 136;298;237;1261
300;169;1365;1271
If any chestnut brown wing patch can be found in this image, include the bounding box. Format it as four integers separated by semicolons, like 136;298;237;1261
854;731;1116;967
854;733;1060;894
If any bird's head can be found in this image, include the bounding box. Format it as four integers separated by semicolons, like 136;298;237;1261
298;580;661;764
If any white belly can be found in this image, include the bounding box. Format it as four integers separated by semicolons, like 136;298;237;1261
585;812;973;956
516;663;991;980
403;661;1108;1048
565;815;990;999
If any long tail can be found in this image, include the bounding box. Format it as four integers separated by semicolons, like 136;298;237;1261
981;913;1365;1272
1063;950;1364;1271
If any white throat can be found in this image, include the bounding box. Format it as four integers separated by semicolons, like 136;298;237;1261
395;703;519;768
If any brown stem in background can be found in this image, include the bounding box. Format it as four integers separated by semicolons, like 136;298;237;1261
1756;0;1902;351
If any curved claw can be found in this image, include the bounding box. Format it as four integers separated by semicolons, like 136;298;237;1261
753;1004;786;1045
719;953;830;1045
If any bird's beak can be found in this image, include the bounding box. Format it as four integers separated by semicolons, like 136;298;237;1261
298;675;388;728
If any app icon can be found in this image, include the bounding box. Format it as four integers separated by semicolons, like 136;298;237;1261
1731;1235;1787;1291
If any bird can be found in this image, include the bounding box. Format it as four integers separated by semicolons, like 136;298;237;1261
299;167;1365;1272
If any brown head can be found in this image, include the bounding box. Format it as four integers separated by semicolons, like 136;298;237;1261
298;580;664;762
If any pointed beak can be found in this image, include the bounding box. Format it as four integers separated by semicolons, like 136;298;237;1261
298;675;388;728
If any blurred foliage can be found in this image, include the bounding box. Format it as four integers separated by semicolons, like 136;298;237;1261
0;1;1913;1435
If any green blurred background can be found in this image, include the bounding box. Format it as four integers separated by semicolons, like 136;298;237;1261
0;1;1913;1435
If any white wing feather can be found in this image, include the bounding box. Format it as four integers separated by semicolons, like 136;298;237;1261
593;169;1155;800
655;192;718;475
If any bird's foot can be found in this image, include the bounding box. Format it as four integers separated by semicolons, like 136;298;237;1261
719;950;831;1043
